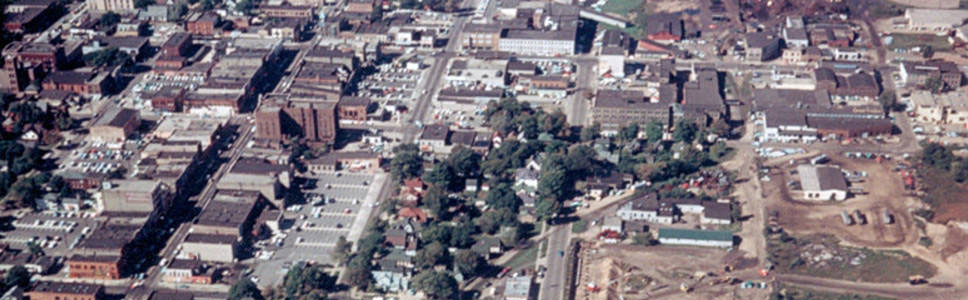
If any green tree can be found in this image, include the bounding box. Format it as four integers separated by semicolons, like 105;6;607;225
422;185;453;219
56;114;73;130
330;236;352;265
415;242;449;269
390;144;422;182
135;0;155;8
202;0;215;9
673;120;698;143
709;141;731;162
619;123;639;141
447;146;481;178
923;45;935;59
344;255;372;289
538;110;567;136
235;0;253;14
412;270;459;300
283;264;334;299
954;160;968;183
421;223;453;245
925;75;945;94
99;12;121;27
580;122;600;142
535;197;559;222
454;250;483;276
83;47;130;67
5;265;30;288
517;113;539;139
228;278;263;300
450;219;476;248
878;92;898;112
475;207;516;234
422;163;456;190
922;143;954;170
484;183;521;212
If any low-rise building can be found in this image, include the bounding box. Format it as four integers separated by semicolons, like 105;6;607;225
798;164;848;201
504;276;533;300
657;228;733;247
26;281;103;300
89;107;140;143
904;8;968;32
899;60;963;90
180;233;238;263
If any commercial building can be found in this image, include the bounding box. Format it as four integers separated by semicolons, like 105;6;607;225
590;88;674;132
180;233;238;263
26;281;103;300
797;164;848;201
504;276;534;300
910;90;968;125
744;32;781;62
89;107;140;142
814;67;879;102
255;95;338;146
657;228;733;247
41;70;113;96
904;8;968;32
193;189;265;238
899;60;963;90
754;89;892;142
462;24;502;51
101;180;174;222
88;0;134;13
499;29;576;56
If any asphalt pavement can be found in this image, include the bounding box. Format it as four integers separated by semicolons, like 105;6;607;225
537;226;570;300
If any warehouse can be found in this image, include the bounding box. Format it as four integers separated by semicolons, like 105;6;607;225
657;228;733;248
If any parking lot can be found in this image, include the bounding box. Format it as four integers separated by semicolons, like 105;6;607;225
1;211;100;257
248;171;386;287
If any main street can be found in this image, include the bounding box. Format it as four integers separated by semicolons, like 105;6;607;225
127;121;255;300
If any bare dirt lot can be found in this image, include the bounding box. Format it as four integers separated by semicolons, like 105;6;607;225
649;0;699;13
762;151;968;286
575;243;770;300
765;153;918;248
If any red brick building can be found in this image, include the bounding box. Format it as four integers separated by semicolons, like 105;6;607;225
27;281;104;300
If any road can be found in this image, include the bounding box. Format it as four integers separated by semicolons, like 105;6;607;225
126;121;255;300
776;274;966;300
537;227;570;300
568;57;596;126
402;12;470;142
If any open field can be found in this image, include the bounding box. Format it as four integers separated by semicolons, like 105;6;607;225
886;33;952;51
767;233;937;283
602;0;644;14
501;244;537;274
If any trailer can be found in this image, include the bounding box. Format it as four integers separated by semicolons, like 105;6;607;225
810;154;828;165
882;209;894;224
841;211;854;225
853;210;867;225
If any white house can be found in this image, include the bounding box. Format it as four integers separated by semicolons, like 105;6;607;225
797;164;848;201
616;195;677;224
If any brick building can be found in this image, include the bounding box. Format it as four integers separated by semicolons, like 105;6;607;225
27;281;104;300
256;95;338;145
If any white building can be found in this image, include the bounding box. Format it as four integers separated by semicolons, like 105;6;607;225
904;8;968;32
657;228;733;248
797;164;848;201
499;30;576;57
762;110;817;143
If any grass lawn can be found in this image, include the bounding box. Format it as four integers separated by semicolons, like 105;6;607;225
773;283;898;300
501;245;538;273
601;0;644;15
886;33;952;51
768;233;936;283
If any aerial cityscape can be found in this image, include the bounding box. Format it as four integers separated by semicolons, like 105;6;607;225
0;0;964;299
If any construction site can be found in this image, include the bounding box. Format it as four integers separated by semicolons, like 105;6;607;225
572;242;771;300
760;150;968;288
